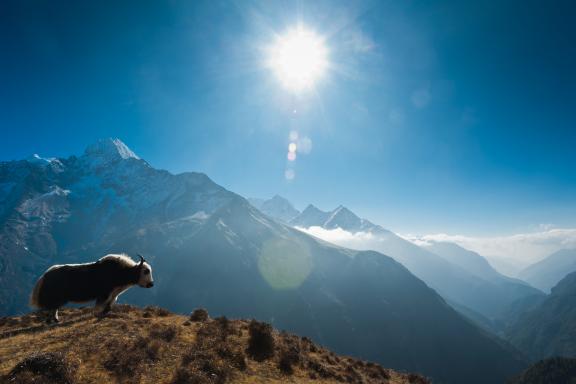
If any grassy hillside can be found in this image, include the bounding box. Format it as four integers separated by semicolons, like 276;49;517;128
0;305;429;384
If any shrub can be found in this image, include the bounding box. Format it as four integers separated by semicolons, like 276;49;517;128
179;348;232;384
278;346;301;375
246;320;275;361
6;352;75;384
214;316;230;340
143;306;171;317
171;368;210;384
407;373;431;384
190;308;210;322
104;335;163;378
150;323;178;342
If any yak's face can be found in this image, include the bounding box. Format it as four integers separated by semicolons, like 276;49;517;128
138;262;154;288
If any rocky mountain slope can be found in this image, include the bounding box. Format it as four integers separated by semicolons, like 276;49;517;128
0;305;429;384
518;249;576;292
505;271;576;361
0;139;527;383
508;357;576;384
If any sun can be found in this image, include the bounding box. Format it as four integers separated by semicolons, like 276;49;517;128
267;25;328;92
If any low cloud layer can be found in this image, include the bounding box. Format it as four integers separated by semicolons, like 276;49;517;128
404;229;576;267
297;226;382;252
297;226;576;274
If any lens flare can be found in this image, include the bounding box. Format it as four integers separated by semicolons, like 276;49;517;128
285;169;295;180
258;238;312;289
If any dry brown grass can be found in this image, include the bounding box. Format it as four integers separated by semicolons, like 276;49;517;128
0;305;429;384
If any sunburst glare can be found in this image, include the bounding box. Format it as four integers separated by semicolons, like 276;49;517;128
267;25;328;92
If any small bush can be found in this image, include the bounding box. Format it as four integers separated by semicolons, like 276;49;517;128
150;323;178;342
143;306;171;317
246;320;275;361
230;351;247;371
278;346;301;375
179;348;232;384
171;368;210;384
190;308;209;322
407;373;431;384
104;335;163;378
215;316;230;340
6;352;75;384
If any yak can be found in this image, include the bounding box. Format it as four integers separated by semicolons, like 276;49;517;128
30;253;154;323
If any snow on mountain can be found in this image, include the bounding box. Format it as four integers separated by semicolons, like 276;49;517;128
0;138;236;314
289;204;384;234
290;204;331;228
249;195;300;223
82;138;141;169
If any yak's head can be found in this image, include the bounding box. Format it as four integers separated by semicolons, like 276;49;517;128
136;254;154;288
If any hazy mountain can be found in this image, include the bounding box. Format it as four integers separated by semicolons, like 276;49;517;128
248;195;300;223
283;201;544;322
425;241;507;282
485;254;525;278
518;249;576;292
289;204;332;228
506;271;576;360
0;139;527;383
425;242;549;331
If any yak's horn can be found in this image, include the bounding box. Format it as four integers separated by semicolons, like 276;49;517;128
137;254;145;265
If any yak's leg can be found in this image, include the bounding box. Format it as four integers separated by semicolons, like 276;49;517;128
47;309;59;324
95;294;117;318
102;298;115;315
95;297;109;318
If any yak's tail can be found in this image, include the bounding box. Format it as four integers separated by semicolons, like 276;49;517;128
29;275;45;309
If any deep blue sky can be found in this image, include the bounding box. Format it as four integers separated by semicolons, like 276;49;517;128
1;0;575;235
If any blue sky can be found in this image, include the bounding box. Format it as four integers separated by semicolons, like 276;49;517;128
1;0;575;235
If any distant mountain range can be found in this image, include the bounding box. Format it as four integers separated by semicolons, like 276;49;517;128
518;249;576;292
0;139;528;383
250;196;544;327
291;204;384;233
506;271;576;361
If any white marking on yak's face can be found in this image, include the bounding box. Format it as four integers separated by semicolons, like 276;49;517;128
138;262;154;288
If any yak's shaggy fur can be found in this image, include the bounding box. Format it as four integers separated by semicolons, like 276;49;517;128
30;253;154;323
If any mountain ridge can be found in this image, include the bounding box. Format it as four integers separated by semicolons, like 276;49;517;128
0;139;528;383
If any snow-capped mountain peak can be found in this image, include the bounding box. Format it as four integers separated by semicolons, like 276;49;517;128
324;205;363;230
25;154;65;172
83;138;140;166
247;194;300;223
